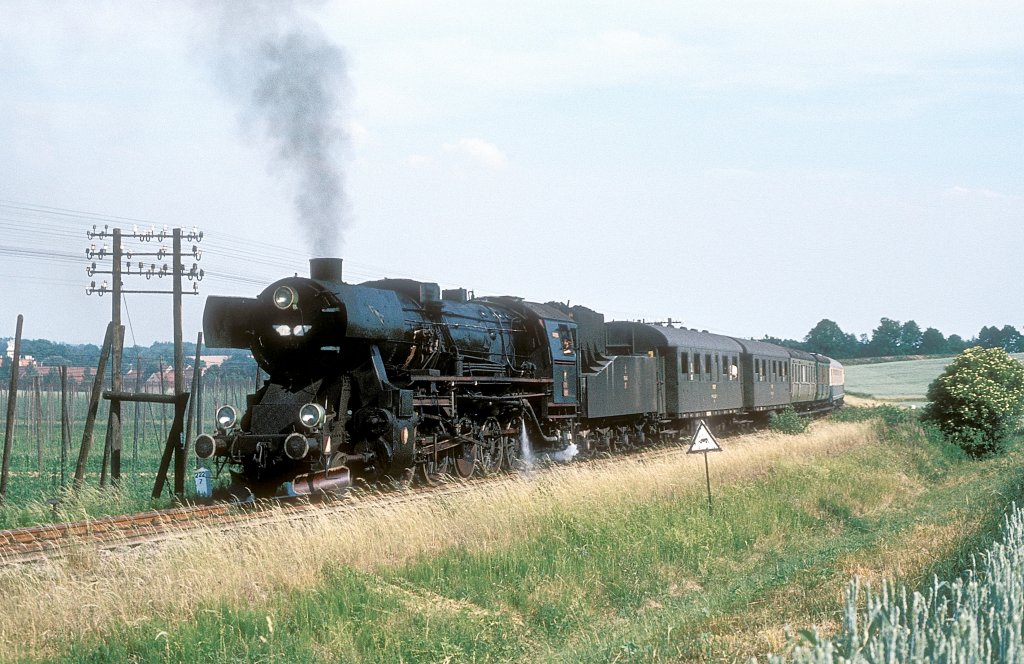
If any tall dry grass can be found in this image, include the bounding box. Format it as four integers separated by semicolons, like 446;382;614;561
0;421;876;660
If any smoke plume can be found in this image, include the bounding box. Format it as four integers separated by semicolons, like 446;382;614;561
201;1;350;257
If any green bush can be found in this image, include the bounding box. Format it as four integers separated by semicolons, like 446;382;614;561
922;347;1024;457
769;407;808;435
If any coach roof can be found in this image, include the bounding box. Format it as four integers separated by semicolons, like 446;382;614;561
606;321;744;354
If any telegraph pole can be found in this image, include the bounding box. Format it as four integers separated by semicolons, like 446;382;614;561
86;225;203;495
107;228;122;484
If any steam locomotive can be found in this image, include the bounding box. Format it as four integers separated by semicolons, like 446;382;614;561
195;258;844;496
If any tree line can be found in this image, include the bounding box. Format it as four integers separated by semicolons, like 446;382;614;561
0;339;258;386
4;319;1022;376
765;319;1024;360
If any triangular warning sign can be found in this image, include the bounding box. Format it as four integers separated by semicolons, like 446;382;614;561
687;420;722;454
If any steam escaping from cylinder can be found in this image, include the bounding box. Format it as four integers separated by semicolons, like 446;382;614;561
199;0;351;257
519;419;534;467
551;442;579;463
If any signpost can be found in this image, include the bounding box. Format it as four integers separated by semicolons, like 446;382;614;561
687;420;722;514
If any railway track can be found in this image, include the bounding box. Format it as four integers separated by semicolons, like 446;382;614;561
0;437;708;566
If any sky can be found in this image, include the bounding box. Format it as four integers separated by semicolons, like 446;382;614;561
0;0;1021;347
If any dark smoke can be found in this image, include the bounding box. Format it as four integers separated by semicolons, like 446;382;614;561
201;1;350;257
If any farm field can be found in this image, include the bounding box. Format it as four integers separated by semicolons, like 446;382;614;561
843;352;1024;404
0;377;257;527
5;410;1023;663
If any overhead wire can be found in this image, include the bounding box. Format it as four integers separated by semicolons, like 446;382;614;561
0;198;527;305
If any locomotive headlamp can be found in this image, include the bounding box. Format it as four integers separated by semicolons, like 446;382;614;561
194;434;217;459
273;285;298;310
284;433;311;460
215;405;239;431
299;403;326;429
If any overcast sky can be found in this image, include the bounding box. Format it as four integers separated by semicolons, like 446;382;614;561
1;1;1021;347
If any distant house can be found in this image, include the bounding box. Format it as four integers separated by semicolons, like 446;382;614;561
143;367;196;393
13;365;91;386
202;354;231;368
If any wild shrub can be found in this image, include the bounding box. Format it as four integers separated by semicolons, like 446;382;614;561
769;407;808;435
921;347;1024;457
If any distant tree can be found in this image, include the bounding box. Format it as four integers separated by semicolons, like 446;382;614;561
1006;326;1023;352
869;318;903;357
898;320;923;354
922;347;1024;457
804;319;860;358
979;325;1023;352
946;334;968;354
760;336;804;350
919;328;947;355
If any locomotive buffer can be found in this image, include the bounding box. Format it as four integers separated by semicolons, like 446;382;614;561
687;421;722;514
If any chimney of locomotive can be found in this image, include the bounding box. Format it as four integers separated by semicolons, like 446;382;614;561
309;257;344;282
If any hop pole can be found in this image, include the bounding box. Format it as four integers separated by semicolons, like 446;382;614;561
0;314;24;503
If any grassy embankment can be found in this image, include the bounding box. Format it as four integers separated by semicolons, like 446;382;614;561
2;409;1022;663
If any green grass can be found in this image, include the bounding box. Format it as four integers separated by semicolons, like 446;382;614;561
34;414;1024;663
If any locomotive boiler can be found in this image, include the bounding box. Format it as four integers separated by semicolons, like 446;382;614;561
195;258;583;495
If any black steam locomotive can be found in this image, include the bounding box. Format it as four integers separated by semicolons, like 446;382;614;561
195;258;844;496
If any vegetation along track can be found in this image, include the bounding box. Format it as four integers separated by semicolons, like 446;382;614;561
0;432;722;566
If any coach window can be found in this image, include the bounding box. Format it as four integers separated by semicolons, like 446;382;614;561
694;353;702;380
680;352;690;380
705;354;712;381
729;356;738;380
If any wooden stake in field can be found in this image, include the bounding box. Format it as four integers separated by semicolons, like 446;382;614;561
184;332;203;465
74;322;115;490
60;366;70;488
33;376;43;475
0;314;24;502
687;420;723;514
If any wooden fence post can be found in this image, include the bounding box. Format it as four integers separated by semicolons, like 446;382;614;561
1;314;24;502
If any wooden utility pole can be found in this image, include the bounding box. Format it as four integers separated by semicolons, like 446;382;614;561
86;224;203;498
172;228;185;496
108;227;123;483
0;314;24;502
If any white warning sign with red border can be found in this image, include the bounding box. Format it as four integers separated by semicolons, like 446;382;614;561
687;420;722;454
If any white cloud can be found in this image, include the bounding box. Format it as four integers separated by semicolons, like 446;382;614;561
442;138;508;170
403;138;508;171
